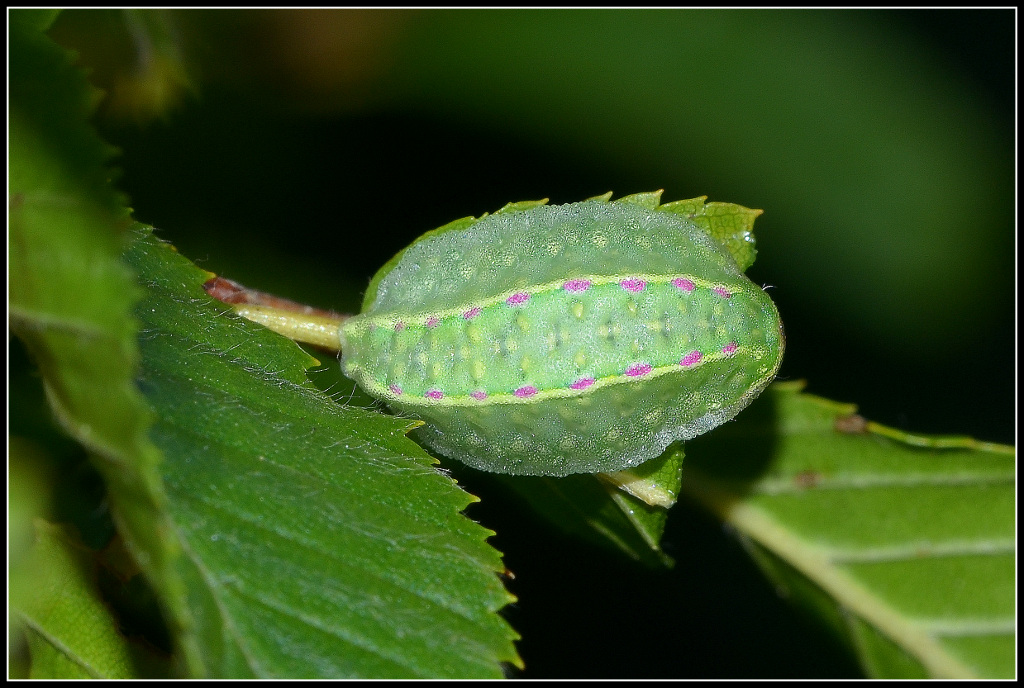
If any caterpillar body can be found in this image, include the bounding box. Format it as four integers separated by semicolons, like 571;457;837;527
340;193;784;476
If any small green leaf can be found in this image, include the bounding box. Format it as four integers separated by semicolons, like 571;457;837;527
599;446;685;508
659;197;761;271
682;381;1015;678
11;522;135;679
495;450;683;568
125;228;521;677
495;198;549;214
615;189;664;209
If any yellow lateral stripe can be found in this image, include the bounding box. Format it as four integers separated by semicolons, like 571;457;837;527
344;272;756;334
348;344;776;408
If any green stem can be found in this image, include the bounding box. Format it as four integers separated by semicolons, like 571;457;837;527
203;276;349;353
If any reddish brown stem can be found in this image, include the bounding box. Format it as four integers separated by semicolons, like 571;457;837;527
203;275;345;320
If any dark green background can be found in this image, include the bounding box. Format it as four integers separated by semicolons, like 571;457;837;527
20;9;1014;677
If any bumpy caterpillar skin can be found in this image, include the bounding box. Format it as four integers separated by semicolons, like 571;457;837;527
340;194;784;476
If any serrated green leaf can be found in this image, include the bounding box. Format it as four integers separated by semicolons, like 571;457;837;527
615;189;663;209
9;16;519;676
7;9;188;667
681;381;1015;678
658;197;761;271
495;198;549;214
125;228;520;677
11;522;135;679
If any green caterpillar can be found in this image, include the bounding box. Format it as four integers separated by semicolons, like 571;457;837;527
339;191;784;476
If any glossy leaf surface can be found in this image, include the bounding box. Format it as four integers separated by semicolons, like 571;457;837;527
124;228;521;677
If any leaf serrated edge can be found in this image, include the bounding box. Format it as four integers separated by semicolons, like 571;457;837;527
132;228;523;675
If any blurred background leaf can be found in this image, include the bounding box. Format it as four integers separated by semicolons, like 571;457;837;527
9;10;189;674
682;382;1014;678
19;8;1013;678
10;521;150;679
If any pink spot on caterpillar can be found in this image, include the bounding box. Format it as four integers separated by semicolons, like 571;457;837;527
394;321;405;332
425;316;440;328
672;278;695;292
463;307;482;320
620;278;646;293
514;385;538;398
571;377;595;390
425;390;444;400
680;351;702;367
713;286;732;298
625;363;653;377
563;279;591;293
471;391;488;400
389;384;403;395
722;342;738;355
506;292;530;306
